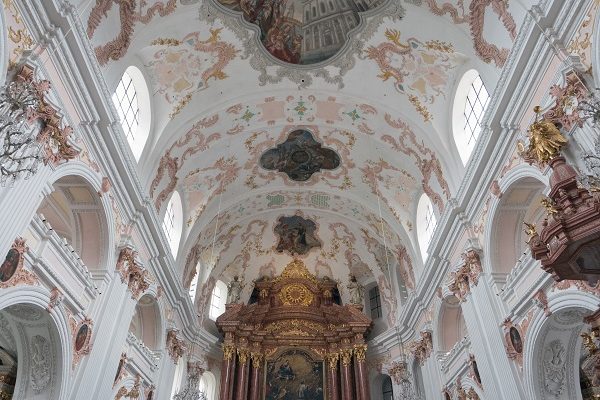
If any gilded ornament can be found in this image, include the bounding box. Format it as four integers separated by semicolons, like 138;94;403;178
353;344;367;362
272;259;318;284
223;343;236;361
340;348;353;366
237;348;249;365
279;284;313;306
521;106;568;165
250;351;264;366
326;352;339;370
540;197;559;217
582;331;599;354
523;222;538;243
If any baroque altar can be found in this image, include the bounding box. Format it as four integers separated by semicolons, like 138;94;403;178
216;259;372;400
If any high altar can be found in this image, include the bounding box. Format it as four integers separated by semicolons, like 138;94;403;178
216;260;372;400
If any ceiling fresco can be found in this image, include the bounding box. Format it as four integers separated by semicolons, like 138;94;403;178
274;215;322;255
214;0;386;64
76;0;532;325
259;129;341;181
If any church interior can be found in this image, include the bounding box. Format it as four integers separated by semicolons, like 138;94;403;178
1;0;600;399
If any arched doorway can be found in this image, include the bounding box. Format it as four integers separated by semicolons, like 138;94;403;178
0;303;65;399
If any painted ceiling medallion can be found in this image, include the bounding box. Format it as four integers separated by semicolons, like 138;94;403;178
260;129;340;181
215;0;386;65
274;215;321;255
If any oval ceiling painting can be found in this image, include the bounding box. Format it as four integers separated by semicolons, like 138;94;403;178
216;0;386;64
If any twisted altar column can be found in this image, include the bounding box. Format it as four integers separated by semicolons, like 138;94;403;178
219;344;236;400
249;352;263;400
326;352;340;400
354;344;369;400
340;348;354;400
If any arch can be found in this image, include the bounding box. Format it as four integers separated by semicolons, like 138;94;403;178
209;280;227;321
591;2;600;87
523;290;600;400
437;296;467;352
45;161;117;273
484;169;548;286
416;193;437;261
452;69;490;165
111;66;151;161
162;191;183;258
128;294;162;351
0;285;72;400
37;174;110;272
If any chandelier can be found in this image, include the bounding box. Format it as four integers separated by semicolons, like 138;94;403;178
0;65;78;185
577;89;600;189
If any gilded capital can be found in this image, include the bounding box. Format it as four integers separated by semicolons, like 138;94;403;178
353;344;367;362
326;352;339;370
340;348;353;366
250;351;264;367
237;348;249;365
223;343;236;361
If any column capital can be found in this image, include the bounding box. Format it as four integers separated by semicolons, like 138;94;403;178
237;348;249;365
353;344;367;362
222;343;236;361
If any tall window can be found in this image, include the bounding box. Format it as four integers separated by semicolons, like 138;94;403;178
209;281;227;320
417;194;437;260
111;66;150;161
162;192;183;257
112;72;139;147
369;286;382;319
453;70;490;164
464;75;490;147
382;376;393;400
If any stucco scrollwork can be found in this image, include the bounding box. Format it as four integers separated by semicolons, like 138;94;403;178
30;335;51;393
543;339;566;396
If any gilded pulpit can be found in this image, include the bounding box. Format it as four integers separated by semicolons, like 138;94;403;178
216;259;372;400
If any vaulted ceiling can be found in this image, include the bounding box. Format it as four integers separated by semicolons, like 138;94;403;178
78;0;534;307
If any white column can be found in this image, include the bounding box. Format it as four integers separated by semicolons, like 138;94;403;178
460;279;526;399
69;276;136;399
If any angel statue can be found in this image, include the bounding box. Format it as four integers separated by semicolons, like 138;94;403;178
226;276;244;304
347;275;364;305
521;106;568;164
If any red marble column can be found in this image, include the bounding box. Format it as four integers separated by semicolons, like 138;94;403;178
234;349;250;400
249;352;263;400
354;345;370;400
219;344;236;400
340;349;354;400
327;352;340;400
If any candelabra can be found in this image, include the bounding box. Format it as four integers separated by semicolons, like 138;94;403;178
0;65;78;186
0;77;43;184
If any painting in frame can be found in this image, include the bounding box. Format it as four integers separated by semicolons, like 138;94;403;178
264;348;325;400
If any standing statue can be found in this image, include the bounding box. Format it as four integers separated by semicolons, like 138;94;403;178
347;275;364;305
226;276;243;304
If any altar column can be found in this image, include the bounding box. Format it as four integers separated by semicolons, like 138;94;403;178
326;352;340;400
234;348;250;400
340;348;355;400
354;344;369;400
249;352;263;400
219;344;236;400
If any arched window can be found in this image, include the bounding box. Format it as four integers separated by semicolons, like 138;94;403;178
382;375;393;400
162;191;183;257
111;66;150;161
453;70;490;164
416;194;437;260
170;357;185;398
209;280;227;320
369;286;382;319
199;371;217;399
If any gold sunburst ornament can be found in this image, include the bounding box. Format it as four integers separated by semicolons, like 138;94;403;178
279;284;313;306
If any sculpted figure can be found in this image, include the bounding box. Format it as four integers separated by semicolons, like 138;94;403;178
347;275;364;305
226;276;243;304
